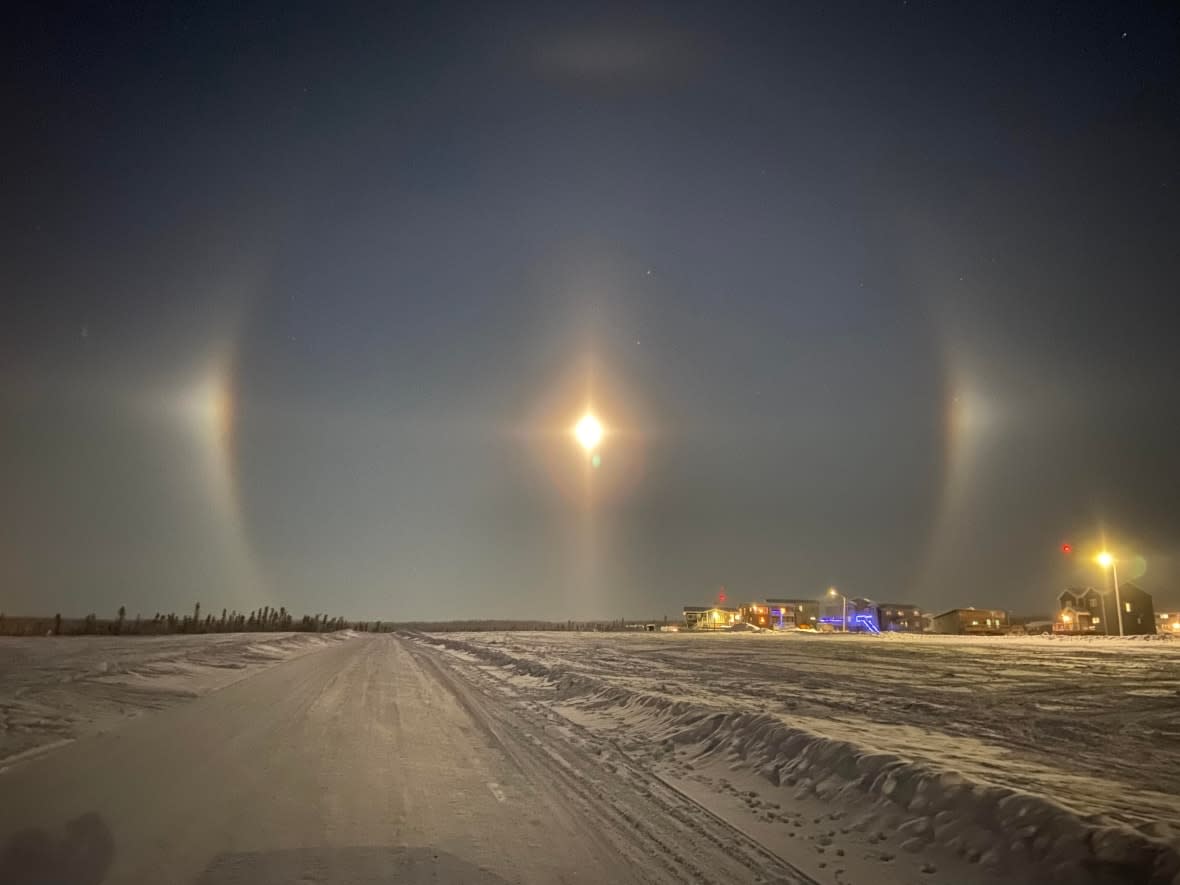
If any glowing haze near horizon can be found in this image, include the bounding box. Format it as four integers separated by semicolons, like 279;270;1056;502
3;2;1179;621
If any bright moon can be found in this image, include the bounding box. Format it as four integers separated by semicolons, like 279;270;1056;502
574;413;603;452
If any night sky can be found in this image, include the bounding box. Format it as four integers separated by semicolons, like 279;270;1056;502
3;2;1178;621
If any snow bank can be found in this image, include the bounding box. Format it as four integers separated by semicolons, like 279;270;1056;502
422;633;1180;885
655;703;1178;883
946;632;1170;643
0;631;357;768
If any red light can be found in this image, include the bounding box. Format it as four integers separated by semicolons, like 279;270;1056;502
1062;544;1072;554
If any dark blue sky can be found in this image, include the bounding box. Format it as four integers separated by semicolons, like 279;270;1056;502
3;1;1178;620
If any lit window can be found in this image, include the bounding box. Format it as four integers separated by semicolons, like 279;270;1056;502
1092;618;1100;625
971;620;979;626
1125;603;1132;613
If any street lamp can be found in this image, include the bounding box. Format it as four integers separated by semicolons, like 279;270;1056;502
1096;552;1124;637
828;587;847;633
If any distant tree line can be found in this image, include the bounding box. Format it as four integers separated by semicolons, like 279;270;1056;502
0;604;398;638
386;618;656;633
0;611;665;638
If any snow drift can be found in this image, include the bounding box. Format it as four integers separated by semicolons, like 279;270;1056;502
0;631;357;768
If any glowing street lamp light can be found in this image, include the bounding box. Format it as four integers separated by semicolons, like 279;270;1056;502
828;587;847;633
574;413;603;454
1095;552;1124;637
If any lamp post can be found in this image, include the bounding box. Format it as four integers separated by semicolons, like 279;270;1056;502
828;587;847;633
1096;552;1124;637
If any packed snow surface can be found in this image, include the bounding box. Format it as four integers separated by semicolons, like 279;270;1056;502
1;635;814;885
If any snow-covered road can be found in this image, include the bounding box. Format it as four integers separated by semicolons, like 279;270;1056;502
0;634;811;884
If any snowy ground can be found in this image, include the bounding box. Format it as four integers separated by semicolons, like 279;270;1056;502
0;631;357;768
5;628;1179;883
2;635;816;884
422;630;1180;885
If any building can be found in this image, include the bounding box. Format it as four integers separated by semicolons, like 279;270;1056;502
821;599;868;632
739;599;820;630
932;607;1009;635
818;598;923;633
1156;609;1180;634
1056;583;1156;635
1112;582;1155;634
683;606;740;630
738;603;772;628
683;606;708;628
1055;587;1106;633
876;602;924;633
1007;614;1053;635
818;597;857;631
767;598;820;629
